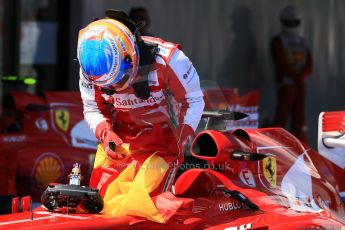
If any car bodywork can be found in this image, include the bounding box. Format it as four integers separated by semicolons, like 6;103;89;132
0;91;98;202
0;124;344;229
0;88;259;202
0;90;344;229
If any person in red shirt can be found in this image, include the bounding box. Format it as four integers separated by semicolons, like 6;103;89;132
271;5;312;143
77;10;204;197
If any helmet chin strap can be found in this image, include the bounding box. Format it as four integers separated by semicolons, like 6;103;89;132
132;42;157;100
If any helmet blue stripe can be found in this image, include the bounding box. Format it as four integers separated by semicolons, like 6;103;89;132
79;39;114;77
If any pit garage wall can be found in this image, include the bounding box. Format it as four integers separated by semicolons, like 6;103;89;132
73;0;345;148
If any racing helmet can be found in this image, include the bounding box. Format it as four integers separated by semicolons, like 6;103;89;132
280;5;302;33
77;19;139;90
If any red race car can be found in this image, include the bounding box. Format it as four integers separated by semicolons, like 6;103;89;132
0;89;344;229
0;87;260;204
0;91;98;203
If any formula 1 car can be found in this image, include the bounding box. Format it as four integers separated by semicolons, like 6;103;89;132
0;90;99;206
0;106;344;229
0;86;259;206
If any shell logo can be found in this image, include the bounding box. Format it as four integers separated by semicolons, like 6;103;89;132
32;153;64;189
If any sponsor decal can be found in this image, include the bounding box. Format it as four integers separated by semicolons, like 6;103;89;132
148;70;159;86
55;109;70;132
2;135;26;142
182;63;196;84
81;81;93;89
227;105;259;114
218;201;243;212
111;90;165;109
183;63;193;79
102;33;119;81
256;146;284;191
156;46;169;58
35;118;48;131
226;105;259;130
87;29;105;41
32;153;63;189
262;156;277;188
239;168;256;187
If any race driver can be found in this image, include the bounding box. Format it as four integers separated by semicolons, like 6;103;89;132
77;10;205;197
271;5;312;143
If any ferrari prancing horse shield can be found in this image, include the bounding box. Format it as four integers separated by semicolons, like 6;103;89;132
55;109;70;132
263;156;277;188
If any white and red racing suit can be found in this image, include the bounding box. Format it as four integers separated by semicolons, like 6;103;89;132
79;36;205;196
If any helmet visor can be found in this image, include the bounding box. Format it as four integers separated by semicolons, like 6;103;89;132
81;63;137;87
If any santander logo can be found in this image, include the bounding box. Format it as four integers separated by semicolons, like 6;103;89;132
110;90;166;109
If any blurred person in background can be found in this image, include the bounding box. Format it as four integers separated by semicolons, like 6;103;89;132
128;6;153;36
271;5;312;144
77;10;204;221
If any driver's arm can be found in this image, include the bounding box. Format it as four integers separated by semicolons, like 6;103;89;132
165;49;205;132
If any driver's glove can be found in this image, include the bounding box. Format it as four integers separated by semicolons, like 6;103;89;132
95;121;127;160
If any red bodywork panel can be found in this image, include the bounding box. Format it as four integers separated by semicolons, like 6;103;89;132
0;167;343;229
0;127;344;229
0;91;97;200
